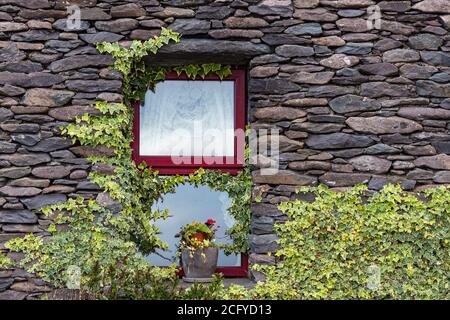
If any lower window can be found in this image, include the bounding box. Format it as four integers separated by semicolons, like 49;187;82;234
145;183;248;277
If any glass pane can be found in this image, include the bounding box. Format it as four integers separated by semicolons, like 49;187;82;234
140;80;235;157
145;183;241;267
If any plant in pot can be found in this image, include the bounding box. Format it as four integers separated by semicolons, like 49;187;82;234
176;219;219;283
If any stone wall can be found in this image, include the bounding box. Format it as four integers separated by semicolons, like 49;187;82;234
0;0;449;299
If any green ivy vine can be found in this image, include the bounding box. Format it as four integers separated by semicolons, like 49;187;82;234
4;28;251;295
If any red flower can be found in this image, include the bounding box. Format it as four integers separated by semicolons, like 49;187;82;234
206;219;216;224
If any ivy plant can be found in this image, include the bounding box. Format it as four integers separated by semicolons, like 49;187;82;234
225;184;450;300
4;28;250;298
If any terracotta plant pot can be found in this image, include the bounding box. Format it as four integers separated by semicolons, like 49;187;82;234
190;232;206;243
181;247;218;283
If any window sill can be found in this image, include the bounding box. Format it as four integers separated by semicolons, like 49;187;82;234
179;277;255;290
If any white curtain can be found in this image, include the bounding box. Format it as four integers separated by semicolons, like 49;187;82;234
140;80;235;157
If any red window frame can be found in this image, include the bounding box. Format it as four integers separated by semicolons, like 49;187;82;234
132;69;246;175
132;69;248;277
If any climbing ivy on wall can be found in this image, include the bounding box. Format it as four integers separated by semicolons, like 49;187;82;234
4;28;251;296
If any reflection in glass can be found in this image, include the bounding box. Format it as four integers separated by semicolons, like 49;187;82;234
145;184;241;267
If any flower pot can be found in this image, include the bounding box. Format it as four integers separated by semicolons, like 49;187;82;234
181;247;218;283
190;232;206;243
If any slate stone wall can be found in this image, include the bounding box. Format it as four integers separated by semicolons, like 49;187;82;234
0;0;449;299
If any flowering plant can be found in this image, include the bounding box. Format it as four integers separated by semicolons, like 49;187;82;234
176;219;219;249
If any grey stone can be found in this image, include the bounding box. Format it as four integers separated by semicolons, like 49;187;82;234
416;81;450;98
291;122;344;133
9;177;50;188
378;1;411;12
358;63;398;76
196;6;234;19
412;0;450;13
308;85;356;97
251;203;284;217
110;3;146;18
11;134;40;146
0;210;37;224
79;32;124;44
152;39;270;65
337;9;365;17
319;172;371;187
96;192;122;213
0;278;13;291
430;72;450;83
49;54;113;72
434;171;450;183
319;54;360;69
249;234;280;254
22;88;74;107
249;0;293;17
306;133;374;149
251;216;274;235
398;107;450;120
349;155;392;174
361;82;411;98
414;154;450;170
285;23;322;35
329;94;381;114
399;64;438;80
53;19;90;32
336;18;369;32
95;19;139;33
432;141;450;154
31;165;70;179
224;17;268;29
11;30;58;42
0;167;31;179
0;61;42;73
0;141;17;154
294;8;338;21
26;138;72;153
0;71;63;88
408;34;443;50
336;42;372;55
275;45;315;57
262;34;310;45
0;44;25;63
346;116;422;134
403;145;436;156
0;107;13;121
0;186;41;197
79;7;111;20
21;194;67;210
0;153;50;166
253;170;317;186
407;169;434;180
254;107;306;121
365;144;400;155
65;80;122;93
0;290;27;300
383;49;420;63
374;38;402;51
369;176;416;191
249;79;300;94
291;71;334;84
48;105;100;121
0;123;40;133
420;51;450;67
169;19;210;35
0;85;25;97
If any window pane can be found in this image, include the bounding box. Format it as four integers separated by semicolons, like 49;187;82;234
145;184;241;267
140;80;235;157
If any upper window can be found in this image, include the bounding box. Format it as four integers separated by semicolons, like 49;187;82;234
133;70;246;174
